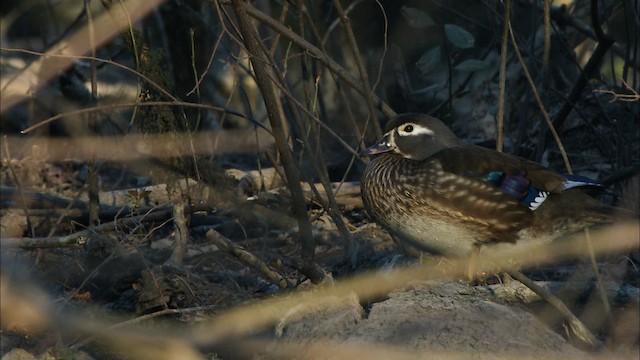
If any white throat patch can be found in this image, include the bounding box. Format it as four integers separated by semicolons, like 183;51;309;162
387;131;398;149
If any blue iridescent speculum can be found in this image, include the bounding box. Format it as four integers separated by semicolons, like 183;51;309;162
484;170;549;211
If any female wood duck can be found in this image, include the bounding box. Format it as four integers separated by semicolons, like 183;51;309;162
361;113;614;259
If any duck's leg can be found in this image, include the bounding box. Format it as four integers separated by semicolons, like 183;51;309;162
466;243;482;281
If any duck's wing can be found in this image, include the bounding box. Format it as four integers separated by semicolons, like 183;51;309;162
434;146;615;228
436;145;573;192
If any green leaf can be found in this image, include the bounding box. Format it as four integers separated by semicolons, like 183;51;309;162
454;59;489;72
444;24;475;49
454;90;472;98
415;46;442;75
401;6;436;28
412;83;446;95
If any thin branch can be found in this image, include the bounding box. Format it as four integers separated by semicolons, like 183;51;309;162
206;229;290;289
321;0;366;46
593;79;640;102
0;0;167;112
3;207;174;249
252;11;359;263
583;228;614;334
232;2;396;119
496;0;511;153
508;21;573;174
369;0;389;93
1;47;179;108
18;101;267;135
509;270;601;348
231;0;326;283
515;0;633;69
1;138;35;237
332;0;382;138
549;0;616;132
542;0;551;70
85;0;100;228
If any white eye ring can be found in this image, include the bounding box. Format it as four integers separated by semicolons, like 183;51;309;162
397;123;434;137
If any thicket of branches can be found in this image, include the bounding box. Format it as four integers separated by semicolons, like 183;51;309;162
1;0;638;359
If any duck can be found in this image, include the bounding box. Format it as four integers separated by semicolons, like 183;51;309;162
360;113;615;261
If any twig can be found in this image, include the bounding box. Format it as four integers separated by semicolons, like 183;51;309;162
265;72;359;262
231;0;326;284
4;128;274;163
599;166;640;187
488;279;637;304
1;186;103;211
84;0;100;228
508;270;601;348
295;2;370;156
369;0;389;93
332;0;382;138
227;169;364;208
515;0;632;68
496;0;511;153
169;195;189;264
206;229;290;289
550;0;615;133
583;228;614;335
71;305;218;349
321;0;365;46
593;79;640;103
2;207;172;248
5;93;266;134
2;138;35;237
296;3;369;156
0;0;166;112
188;29;202;129
234;2;396;119
542;0;551;70
508;21;573;174
252;48;360;263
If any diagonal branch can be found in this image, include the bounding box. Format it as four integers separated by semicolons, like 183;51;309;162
222;0;396;119
231;0;327;283
550;0;615;132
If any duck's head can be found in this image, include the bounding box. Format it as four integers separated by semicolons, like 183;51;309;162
361;113;461;161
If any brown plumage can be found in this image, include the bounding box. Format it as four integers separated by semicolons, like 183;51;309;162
361;113;614;258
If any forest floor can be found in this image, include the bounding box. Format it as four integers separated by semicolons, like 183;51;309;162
1;154;638;360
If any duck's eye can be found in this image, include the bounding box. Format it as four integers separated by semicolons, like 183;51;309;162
396;123;434;137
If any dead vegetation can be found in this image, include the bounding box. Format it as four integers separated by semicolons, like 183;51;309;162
1;0;639;359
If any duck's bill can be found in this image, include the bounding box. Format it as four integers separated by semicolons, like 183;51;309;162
360;134;395;157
